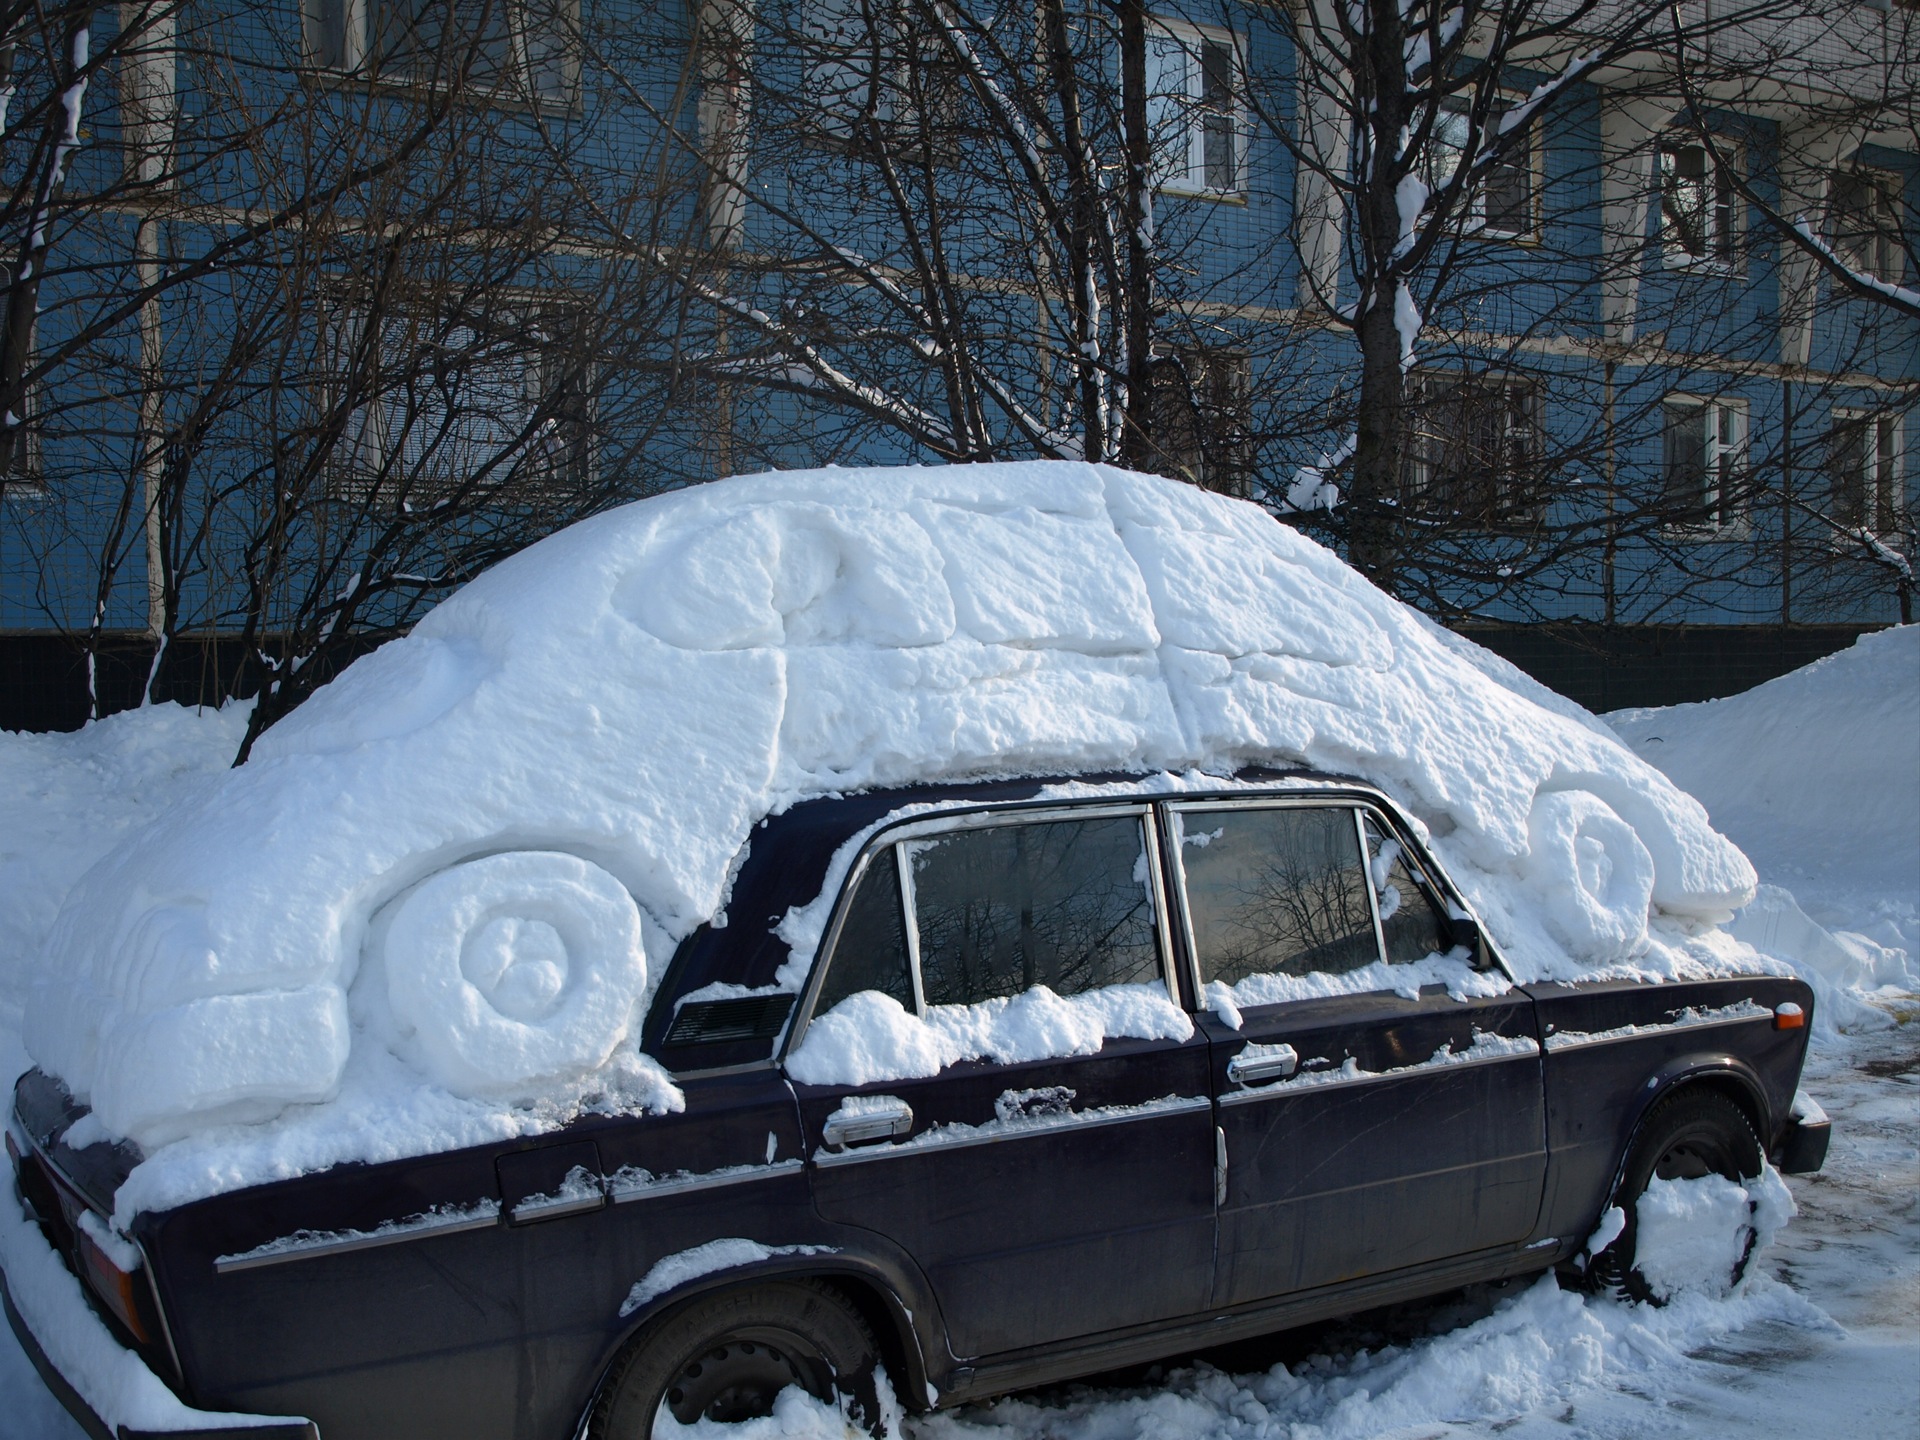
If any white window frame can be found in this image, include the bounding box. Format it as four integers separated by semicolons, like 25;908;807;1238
1826;408;1903;538
1402;369;1546;529
1147;18;1245;200
1659;137;1742;272
303;0;579;107
1422;94;1540;242
1661;393;1748;532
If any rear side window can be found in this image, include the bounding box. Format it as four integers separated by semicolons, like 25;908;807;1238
1363;814;1450;964
814;846;916;1014
906;816;1161;1007
1177;805;1380;985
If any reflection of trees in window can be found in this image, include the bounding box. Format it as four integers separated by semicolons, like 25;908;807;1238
1180;807;1379;985
908;818;1159;1007
1362;815;1448;964
818;845;915;1014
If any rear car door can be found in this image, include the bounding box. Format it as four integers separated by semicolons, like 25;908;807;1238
786;804;1217;1359
1165;797;1548;1308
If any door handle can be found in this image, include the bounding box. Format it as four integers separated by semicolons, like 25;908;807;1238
823;1098;914;1150
1227;1043;1299;1086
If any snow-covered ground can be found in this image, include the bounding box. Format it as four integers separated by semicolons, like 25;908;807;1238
0;621;1913;1439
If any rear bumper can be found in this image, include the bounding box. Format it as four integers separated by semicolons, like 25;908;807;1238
0;1194;317;1440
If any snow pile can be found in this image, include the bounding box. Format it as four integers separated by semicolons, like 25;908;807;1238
1610;625;1919;1032
788;983;1190;1087
0;702;250;1014
1633;1167;1797;1304
22;462;1759;1199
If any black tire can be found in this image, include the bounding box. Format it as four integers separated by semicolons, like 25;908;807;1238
588;1280;886;1440
1586;1088;1765;1305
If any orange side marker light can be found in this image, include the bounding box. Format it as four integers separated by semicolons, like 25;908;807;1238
1773;1002;1806;1031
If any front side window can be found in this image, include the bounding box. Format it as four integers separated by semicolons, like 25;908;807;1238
304;0;578;104
1661;395;1746;527
1660;138;1739;268
1826;410;1902;535
1147;20;1242;196
1176;805;1379;987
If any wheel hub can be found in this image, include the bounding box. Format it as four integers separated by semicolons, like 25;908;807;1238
665;1338;817;1425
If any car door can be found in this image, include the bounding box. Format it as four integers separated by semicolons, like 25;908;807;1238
1165;797;1547;1308
785;804;1218;1360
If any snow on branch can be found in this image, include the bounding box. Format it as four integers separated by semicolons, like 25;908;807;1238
1789;218;1920;323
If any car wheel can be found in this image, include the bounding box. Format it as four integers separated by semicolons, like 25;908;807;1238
1586;1088;1764;1305
589;1280;886;1439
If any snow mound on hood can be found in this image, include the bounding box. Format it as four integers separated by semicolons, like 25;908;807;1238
24;462;1755;1170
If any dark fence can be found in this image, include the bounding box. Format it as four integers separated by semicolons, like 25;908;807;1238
0;632;384;734
1455;623;1883;715
0;622;1888;734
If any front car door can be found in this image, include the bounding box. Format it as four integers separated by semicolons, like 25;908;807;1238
784;803;1218;1360
1164;795;1548;1308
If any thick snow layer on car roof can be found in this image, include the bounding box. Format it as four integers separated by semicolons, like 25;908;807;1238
23;462;1761;1205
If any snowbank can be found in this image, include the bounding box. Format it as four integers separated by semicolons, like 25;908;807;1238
1610;625;1917;942
1609;625;1919;1032
22;462;1761;1206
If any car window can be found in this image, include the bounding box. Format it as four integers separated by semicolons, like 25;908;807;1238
905;815;1161;1007
1177;805;1381;986
1362;814;1451;965
815;845;916;1013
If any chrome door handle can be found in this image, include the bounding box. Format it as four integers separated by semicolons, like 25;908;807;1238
1227;1044;1299;1086
822;1098;914;1150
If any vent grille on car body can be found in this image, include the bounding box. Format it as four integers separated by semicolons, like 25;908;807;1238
664;994;796;1046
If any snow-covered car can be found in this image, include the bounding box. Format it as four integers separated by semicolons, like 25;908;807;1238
1;463;1829;1440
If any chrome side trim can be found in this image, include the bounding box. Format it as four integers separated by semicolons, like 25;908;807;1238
810;1095;1213;1169
1542;1010;1769;1053
509;1191;606;1225
608;1158;804;1204
1217;1047;1535;1106
214;1204;502;1274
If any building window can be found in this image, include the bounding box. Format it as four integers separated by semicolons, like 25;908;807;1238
1422;96;1536;240
799;0;973;154
1660;138;1739;268
1402;371;1545;528
1661;395;1746;526
1145;346;1251;497
325;306;594;508
1147;20;1242;197
1826;410;1901;535
304;0;578;104
1829;168;1906;282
